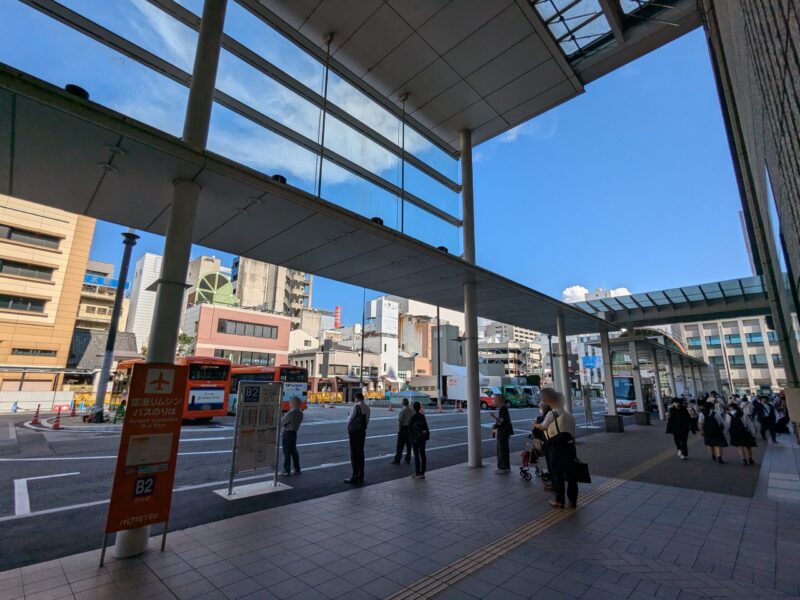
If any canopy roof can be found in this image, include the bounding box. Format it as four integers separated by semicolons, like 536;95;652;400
255;0;700;152
0;64;607;336
575;276;776;328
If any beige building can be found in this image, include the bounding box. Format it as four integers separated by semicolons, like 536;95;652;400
232;257;312;324
76;260;129;332
0;195;94;390
482;321;540;344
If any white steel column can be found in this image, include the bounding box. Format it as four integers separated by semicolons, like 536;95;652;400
600;329;623;432
650;348;665;421
667;354;678;398
629;341;645;412
114;0;227;560
556;314;571;414
691;366;700;397
461;129;481;468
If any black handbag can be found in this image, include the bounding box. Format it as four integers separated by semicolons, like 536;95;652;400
571;459;591;484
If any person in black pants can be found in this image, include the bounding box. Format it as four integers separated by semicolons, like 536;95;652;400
535;389;578;509
758;396;777;442
666;397;692;460
491;396;513;473
409;401;429;479
391;398;413;464
345;392;370;484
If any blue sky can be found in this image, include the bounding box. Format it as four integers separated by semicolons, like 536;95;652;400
0;2;751;326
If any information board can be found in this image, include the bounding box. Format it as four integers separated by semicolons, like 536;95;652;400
104;363;187;534
232;381;282;473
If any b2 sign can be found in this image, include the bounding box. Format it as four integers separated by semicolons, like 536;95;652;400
105;363;188;534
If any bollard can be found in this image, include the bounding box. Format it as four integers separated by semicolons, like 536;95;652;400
52;407;62;430
31;404;41;425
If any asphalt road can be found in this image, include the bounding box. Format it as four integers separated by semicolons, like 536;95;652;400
0;400;622;570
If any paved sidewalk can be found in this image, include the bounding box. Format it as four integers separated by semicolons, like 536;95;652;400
2;425;799;600
755;432;800;504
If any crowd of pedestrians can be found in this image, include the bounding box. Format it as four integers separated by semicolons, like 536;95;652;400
665;390;789;465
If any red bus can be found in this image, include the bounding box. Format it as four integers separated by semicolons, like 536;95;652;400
112;356;231;421
229;364;308;414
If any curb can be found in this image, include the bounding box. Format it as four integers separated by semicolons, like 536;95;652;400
24;419;122;433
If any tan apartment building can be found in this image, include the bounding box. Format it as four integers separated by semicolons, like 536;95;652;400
76;260;129;332
0;195;94;390
232;257;312;324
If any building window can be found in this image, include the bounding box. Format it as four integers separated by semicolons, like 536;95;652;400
745;333;764;345
0;294;46;313
772;353;783;366
304;340;312;347
767;331;778;344
709;356;725;367
749;354;769;367
11;348;56;357
0;259;54;280
0;224;60;249
687;337;701;348
330;364;348;375
217;318;278;339
728;355;746;367
723;334;741;347
213;348;276;366
705;335;721;348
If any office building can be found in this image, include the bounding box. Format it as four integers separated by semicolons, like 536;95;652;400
0;195;94;390
75;260;129;332
182;304;292;366
232;257;312;323
478;340;543;378
675;316;789;395
482;322;540;344
125;252;162;353
364;296;399;384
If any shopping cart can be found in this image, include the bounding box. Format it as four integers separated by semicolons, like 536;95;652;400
520;435;550;483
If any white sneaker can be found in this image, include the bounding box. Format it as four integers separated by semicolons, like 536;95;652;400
680;455;687;460
678;451;682;457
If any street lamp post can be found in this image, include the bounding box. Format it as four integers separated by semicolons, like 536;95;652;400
436;306;442;411
92;230;138;422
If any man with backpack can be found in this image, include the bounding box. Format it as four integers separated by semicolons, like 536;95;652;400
345;392;370;485
409;401;430;479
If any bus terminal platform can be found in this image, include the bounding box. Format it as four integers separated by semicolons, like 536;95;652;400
2;423;799;600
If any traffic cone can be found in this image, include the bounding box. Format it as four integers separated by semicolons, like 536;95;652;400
31;404;41;425
69;401;76;417
52;407;62;430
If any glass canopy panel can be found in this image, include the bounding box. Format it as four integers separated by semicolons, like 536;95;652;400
531;0;610;56
404;164;460;219
620;0;651;14
0;1;188;137
404;202;462;255
320;160;400;230
740;276;766;295
57;0;198;73
216;49;321;141
617;297;638;309
327;71;400;144
207;103;318;194
682;286;704;301
174;0;204;16
700;283;724;299
224;0;324;92
631;293;653;307
324;116;401;186
648;291;671;306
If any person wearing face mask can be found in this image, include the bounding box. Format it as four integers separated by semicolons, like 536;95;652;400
726;402;756;465
698;402;728;463
666;397;692;460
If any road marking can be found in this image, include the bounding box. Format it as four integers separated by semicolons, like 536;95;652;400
0;434;531;523
13;472;80;515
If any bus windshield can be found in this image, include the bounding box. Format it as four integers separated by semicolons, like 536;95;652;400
230;372;273;393
189;363;230;381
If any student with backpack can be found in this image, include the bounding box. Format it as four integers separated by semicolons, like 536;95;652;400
726;403;756;465
409;401;430;479
345;392;370;485
699;403;727;463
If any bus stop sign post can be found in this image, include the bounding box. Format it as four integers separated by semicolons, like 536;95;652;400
227;381;283;496
100;363;188;566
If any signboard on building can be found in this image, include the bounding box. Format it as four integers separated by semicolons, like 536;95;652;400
581;355;600;369
104;363;187;535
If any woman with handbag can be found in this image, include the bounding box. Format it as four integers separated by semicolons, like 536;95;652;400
409;401;430;479
535;388;578;509
490;395;514;473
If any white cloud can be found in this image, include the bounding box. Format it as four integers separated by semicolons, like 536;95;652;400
608;287;631;297
562;285;589;304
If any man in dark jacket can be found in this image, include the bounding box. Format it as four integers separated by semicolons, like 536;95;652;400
409;401;429;479
666;397;692;459
491;396;513;473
